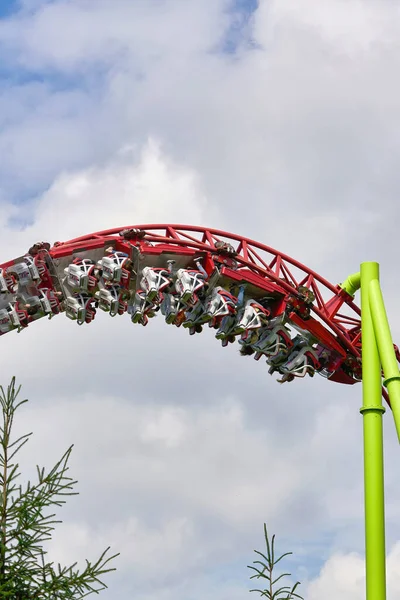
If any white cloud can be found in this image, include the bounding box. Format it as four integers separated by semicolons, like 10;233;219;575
0;0;227;71
2;137;215;258
47;516;199;577
14;392;306;529
8;378;399;599
1;0;400;599
259;0;399;52
30;137;211;236
306;542;400;600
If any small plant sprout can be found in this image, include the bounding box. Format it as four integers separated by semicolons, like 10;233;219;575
248;523;303;599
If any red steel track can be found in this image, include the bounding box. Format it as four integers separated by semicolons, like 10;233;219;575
0;223;392;405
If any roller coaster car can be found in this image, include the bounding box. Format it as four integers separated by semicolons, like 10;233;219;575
180;301;204;333
5;301;37;330
64;259;98;293
7;256;41;287
239;343;255;356
266;336;307;374
0;268;16;294
0;305;21;334
31;254;52;285
64;295;97;325
253;325;293;361
160;293;185;326
140;266;171;303
119;228;146;241
214;240;237;256
97;252;132;287
47;289;62;314
182;300;208;328
204;287;237;326
28;242;51;256
95;286;127;317
234;300;270;339
215;314;237;346
129;291;158;326
276;345;320;382
18;290;59;320
214;291;266;347
187;324;203;335
285;287;315;321
174;268;207;305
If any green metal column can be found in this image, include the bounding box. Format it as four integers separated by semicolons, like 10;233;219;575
369;278;400;443
360;262;386;600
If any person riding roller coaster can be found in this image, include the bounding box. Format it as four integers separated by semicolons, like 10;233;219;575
0;225;371;390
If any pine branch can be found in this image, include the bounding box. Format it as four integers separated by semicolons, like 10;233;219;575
248;524;304;600
0;378;119;598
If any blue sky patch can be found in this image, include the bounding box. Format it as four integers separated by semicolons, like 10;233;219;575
0;0;20;18
221;0;259;54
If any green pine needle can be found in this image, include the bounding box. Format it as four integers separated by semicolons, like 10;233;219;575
0;378;119;599
248;524;304;600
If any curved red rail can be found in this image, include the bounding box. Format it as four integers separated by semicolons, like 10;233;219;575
0;223;391;404
51;224;362;350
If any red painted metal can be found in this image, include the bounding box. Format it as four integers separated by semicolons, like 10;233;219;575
50;223;362;352
2;223;393;405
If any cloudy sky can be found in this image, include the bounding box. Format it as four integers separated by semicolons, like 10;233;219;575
1;0;400;598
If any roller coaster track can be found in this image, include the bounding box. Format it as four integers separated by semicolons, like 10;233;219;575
0;223;392;405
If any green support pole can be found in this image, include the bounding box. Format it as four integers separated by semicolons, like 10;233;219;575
341;271;361;297
360;262;386;600
369;278;400;443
